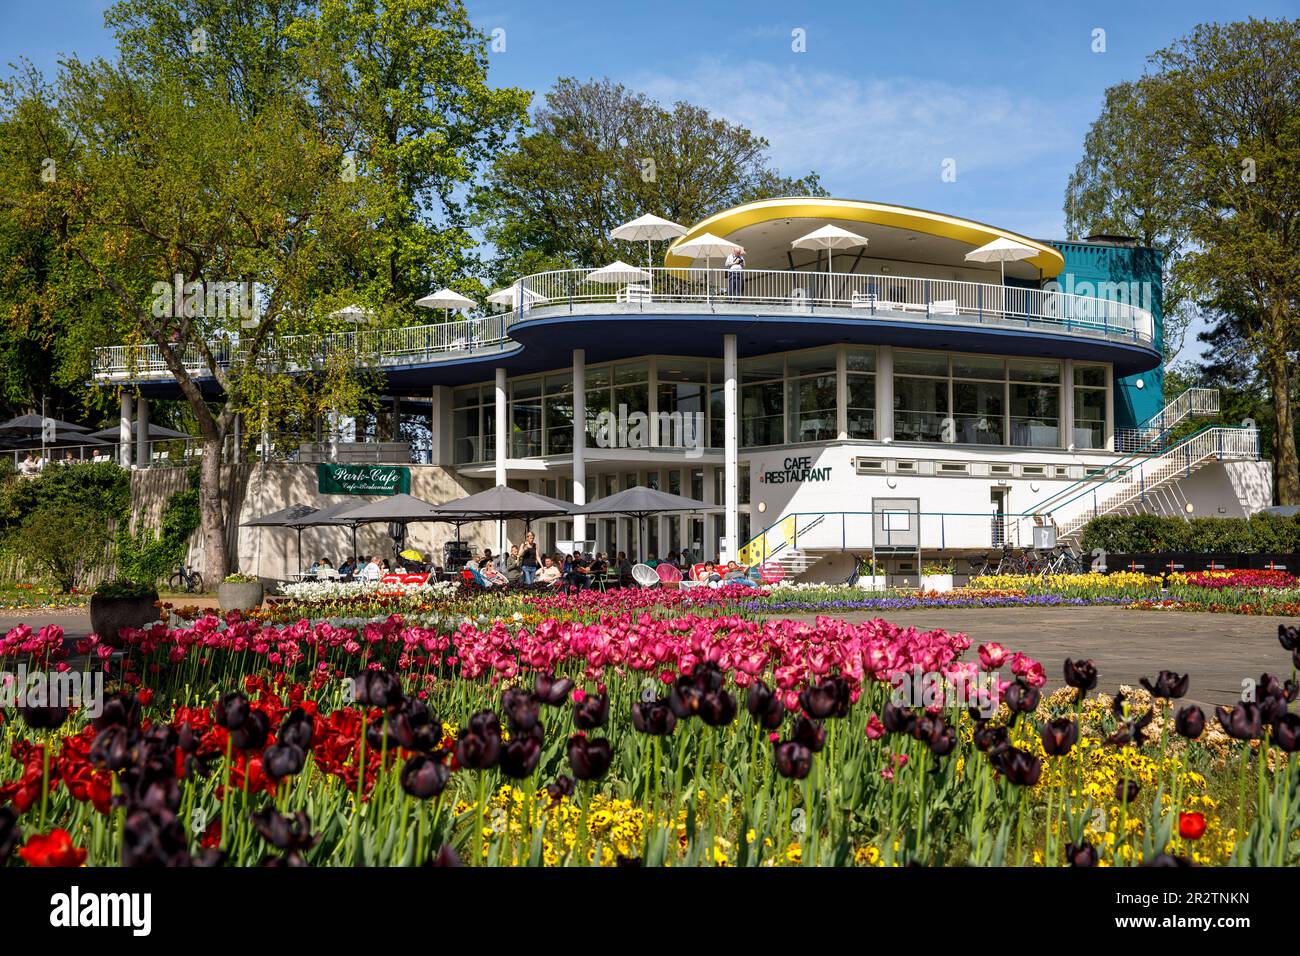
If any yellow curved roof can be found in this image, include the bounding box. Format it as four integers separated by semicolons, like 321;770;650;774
664;196;1065;278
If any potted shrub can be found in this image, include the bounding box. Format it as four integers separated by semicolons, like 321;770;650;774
218;573;265;612
89;579;160;647
920;562;956;593
855;558;887;590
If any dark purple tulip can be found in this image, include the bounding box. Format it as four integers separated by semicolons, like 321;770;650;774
927;722;957;757
501;687;540;732
1175;705;1205;739
1279;625;1298;652
250;809;319;852
1272;714;1300;753
262;743;305;781
746;681;785;730
546;775;575;802
691;662;725;692
389;699;439;753
92;692;142;732
89;725;138;771
567;735;612;780
791;715;826;753
1063;658;1098;693
1066;841;1098;867
1040;717;1079;757
699;689;737;727
632;699;677;736
499;727;543;778
534;672;575;706
19;704;69;731
799;676;850;719
991;746;1041;786
214;691;249;730
573;692;609;730
1140;671;1189;699
400;754;450;798
0;807;18;865
668;679;704;719
1106;693;1154;746
1115;780;1140;803
1217;702;1263;741
973;724;1009;754
773;741;812;779
455;710;502;769
1004;679;1040;716
277;708;315;751
351;670;405;710
428;845;461;867
231;710;270;751
882;701;917;735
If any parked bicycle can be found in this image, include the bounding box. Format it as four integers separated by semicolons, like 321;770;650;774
169;562;204;593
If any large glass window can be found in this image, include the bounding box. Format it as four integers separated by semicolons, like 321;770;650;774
786;348;837;443
657;358;708;450
452;386;485;464
1073;364;1107;449
1009;360;1061;447
894;351;949;442
510;378;542;457
741;356;785;447
952;356;1004;445
543;372;573;455
846;347;876;440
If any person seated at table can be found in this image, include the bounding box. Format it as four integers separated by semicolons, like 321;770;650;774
645;551;659;569
701;561;723;586
478;548;497;571
361;555;382;581
588;552;609;580
536;555;562;586
18;453;39;477
616;551;634;587
337;556;357;579
722;560;758;587
480;561;509;587
564;551;591;591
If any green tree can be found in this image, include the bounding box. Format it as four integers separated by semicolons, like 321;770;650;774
16;504;113;591
478;77;826;280
1066;19;1300;502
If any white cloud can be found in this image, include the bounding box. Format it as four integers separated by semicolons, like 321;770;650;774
633;59;1072;196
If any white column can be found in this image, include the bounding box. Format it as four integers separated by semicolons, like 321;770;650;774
118;393;134;467
877;346;894;442
135;398;150;468
723;334;739;560
495;367;507;552
572;349;587;545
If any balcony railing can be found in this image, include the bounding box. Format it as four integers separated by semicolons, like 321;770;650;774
92;315;517;381
514;267;1156;345
92;267;1154;383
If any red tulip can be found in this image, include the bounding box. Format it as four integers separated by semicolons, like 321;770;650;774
1178;811;1206;840
18;829;86;867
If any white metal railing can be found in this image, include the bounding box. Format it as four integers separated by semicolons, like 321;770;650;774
92;314;517;381
92;267;1155;383
7;438;203;471
1114;387;1220;453
515;267;1155;344
1054;425;1260;539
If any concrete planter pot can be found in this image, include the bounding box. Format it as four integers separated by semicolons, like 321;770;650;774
920;574;955;593
855;575;888;591
89;593;159;647
218;580;265;613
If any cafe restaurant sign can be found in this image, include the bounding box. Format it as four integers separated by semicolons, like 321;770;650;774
757;455;832;485
317;463;411;496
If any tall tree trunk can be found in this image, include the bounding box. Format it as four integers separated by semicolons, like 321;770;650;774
1266;343;1299;505
199;436;229;580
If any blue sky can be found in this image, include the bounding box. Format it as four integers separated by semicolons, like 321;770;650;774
1;0;1291;357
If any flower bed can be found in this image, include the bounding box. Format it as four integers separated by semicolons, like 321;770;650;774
0;595;1296;868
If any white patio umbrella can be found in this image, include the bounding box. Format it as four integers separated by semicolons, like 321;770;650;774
963;237;1039;285
790;224;869;274
329;303;374;323
415;287;476;321
610;213;687;271
486;285;548;310
672;232;735;271
583;260;652;285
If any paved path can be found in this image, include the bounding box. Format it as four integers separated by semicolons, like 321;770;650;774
4;605;1292;709
776;606;1294;709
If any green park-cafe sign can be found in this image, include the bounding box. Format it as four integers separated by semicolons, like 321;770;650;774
316;463;411;496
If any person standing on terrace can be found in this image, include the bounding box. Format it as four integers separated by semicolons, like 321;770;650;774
725;246;745;297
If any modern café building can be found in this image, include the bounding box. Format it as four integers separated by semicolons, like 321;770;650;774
99;197;1270;582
